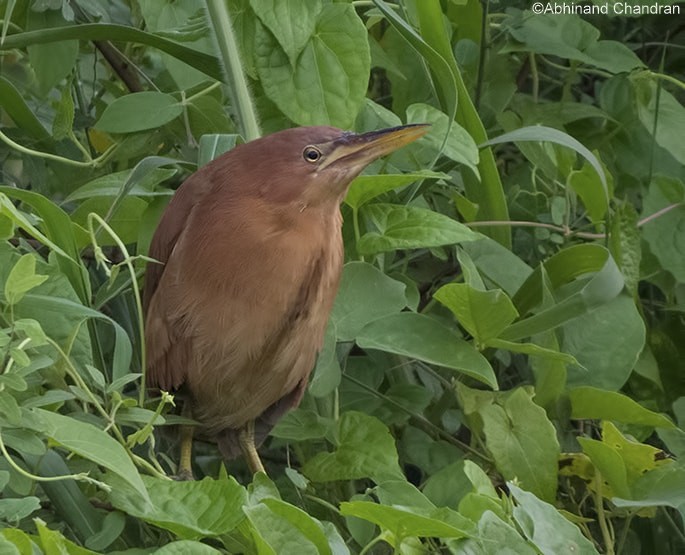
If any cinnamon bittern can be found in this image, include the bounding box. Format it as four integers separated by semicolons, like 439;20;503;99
144;124;428;477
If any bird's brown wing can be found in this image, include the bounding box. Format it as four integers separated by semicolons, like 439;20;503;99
143;171;211;390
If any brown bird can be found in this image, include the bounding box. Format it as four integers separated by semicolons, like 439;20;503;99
143;124;428;477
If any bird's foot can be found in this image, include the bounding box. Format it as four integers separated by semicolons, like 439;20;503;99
173;468;195;481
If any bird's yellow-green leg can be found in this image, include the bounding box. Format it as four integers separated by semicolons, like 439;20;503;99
177;403;195;480
239;419;266;475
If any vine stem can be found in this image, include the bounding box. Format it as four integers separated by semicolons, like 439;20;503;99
0;425;111;492
594;472;615;555
86;213;147;407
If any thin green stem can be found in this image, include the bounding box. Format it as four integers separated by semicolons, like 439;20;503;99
204;0;260;141
87;213;147;406
0;127;115;167
529;52;539;103
0;430;111;491
594;472;615;555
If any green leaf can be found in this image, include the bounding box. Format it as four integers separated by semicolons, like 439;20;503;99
65;168;176;202
0;497;40;522
250;0;322;65
4;254;49;305
330;262;406;341
475;511;538;555
406;103;479;174
487;338;578;365
482;125;608;201
255;3;369;128
641;176;685;282
302;411;403;481
502;245;624;341
260;498;334;555
52;84;75;140
563;294;645;390
358;203;479;255
570;387;674;428
2;24;222;81
35;519;99;555
568;158;611;225
610;202;641;295
340;502;474;540
27;409;149;502
96;92;183;133
271;409;331;441
110;475;246;539
508;484;599;555
153;541;223;554
0;76;50;140
308;321;341;397
636;80;685;165
478;388;560;502
356;312;497;389
26;9;78;96
345;171;449;210
197;134;240;167
435;284;518;345
577;437;631;498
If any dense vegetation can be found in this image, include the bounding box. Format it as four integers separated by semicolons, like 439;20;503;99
0;0;684;553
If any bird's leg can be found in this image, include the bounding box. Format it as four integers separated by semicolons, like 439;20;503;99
239;419;266;475
176;402;195;480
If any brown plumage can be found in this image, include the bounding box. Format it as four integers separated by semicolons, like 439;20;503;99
143;124;427;474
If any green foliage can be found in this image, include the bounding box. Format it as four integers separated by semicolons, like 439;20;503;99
0;0;683;553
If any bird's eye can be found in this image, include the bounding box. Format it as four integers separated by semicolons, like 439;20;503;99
303;146;322;163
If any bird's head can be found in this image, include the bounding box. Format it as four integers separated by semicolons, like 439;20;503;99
232;124;429;209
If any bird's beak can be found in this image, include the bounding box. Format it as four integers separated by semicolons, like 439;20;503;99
319;124;430;171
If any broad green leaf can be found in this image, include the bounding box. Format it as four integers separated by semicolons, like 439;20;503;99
330;262;406;341
250;0;322;65
478;388;560;502
153;541;222;554
255;3;369;128
569;387;674;428
475;511;538;555
568;159;611;225
356;312;497;389
271;409;331;441
138;0;217;89
358;203;479;255
302;411;403;481
340;502;474;540
461;238;533;296
23;293;131;381
2;24;222;81
435;284;518;345
563;294;645;390
27;409;148;502
71;197;147;245
95;92;183;133
260;498;333;555
4;254;49;305
0;497;40;521
244;502;319;555
577;437;631;498
509;484;599;555
27;449;104;543
502;12;643;74
110;475;246;539
613;465;685;510
345;171;449;210
26;9;78;96
482;125;608;200
406;103;479;174
641;176;685;282
198;134;240;167
35;519;98;555
502;245;624;341
635;79;685;165
487;338;578;365
308;321;341;397
0;76;50;139
0;188;89;303
65;168;176;202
